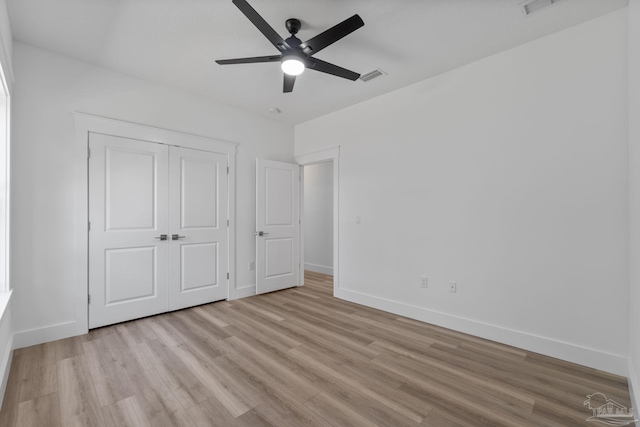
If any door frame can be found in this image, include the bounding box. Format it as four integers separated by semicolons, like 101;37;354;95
74;113;237;334
294;146;340;294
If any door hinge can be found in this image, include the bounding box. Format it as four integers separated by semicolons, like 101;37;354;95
227;166;229;174
88;221;91;231
87;148;91;159
227;272;229;280
227;219;229;227
88;294;91;304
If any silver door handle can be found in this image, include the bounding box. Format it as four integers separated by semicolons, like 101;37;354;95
155;234;168;241
172;234;186;240
255;231;269;236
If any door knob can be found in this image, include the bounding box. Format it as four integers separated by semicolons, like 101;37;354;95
172;234;186;240
154;234;168;241
255;231;269;236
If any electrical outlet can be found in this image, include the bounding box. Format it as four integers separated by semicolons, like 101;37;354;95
248;261;255;271
420;276;428;288
355;215;361;224
449;281;457;293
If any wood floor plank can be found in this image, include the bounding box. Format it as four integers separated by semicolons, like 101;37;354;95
16;392;61;427
304;392;380;427
0;271;631;427
170;343;254;418
101;395;151;427
57;355;105;427
289;346;429;424
17;352;57;403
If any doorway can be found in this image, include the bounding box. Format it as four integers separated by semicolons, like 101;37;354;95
303;162;333;287
296;147;340;294
74;113;237;334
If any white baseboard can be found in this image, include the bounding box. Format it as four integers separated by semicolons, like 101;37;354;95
13;320;79;350
334;287;628;376
628;359;640;417
304;263;334;275
0;332;13;410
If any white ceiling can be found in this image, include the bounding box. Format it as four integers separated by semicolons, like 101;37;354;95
7;0;629;125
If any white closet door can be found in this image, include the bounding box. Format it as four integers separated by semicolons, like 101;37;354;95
255;159;300;294
168;147;228;310
88;133;169;329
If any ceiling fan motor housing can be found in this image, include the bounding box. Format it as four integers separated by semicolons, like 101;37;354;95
285;18;301;35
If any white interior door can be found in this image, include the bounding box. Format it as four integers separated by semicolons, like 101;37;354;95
89;133;169;329
256;159;300;294
168;147;228;310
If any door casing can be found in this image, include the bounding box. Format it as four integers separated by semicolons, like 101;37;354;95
294;147;340;294
74;113;237;335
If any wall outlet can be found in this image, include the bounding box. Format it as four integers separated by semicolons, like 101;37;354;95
420;276;428;288
449;281;457;293
355;215;361;224
248;261;255;271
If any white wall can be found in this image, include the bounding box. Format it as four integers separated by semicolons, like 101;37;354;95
296;10;629;375
10;42;293;345
628;0;640;414
304;162;333;274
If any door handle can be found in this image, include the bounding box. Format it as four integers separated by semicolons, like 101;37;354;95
255;231;269;237
172;234;186;240
154;234;168;241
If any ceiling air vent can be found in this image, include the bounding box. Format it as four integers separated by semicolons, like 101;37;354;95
360;68;387;83
522;0;565;16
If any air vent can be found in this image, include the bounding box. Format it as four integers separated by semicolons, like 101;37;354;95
522;0;565;16
360;68;387;83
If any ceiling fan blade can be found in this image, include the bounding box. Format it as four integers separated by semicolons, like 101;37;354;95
283;74;296;93
232;0;290;51
308;58;360;81
216;55;281;65
300;14;364;55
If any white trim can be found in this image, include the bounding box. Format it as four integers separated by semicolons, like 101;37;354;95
227;153;237;300
295;147;340;294
295;147;340;166
299;166;305;287
335;287;628;376
629;359;640;417
304;263;334;275
74;113;238;154
0;332;12;409
13;321;78;350
0;51;10;294
74;112;238;334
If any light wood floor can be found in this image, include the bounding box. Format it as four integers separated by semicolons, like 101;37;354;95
0;271;631;426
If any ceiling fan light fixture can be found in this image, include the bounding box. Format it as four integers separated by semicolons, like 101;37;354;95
281;57;305;76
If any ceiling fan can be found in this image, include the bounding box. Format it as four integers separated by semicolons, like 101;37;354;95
215;0;365;93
